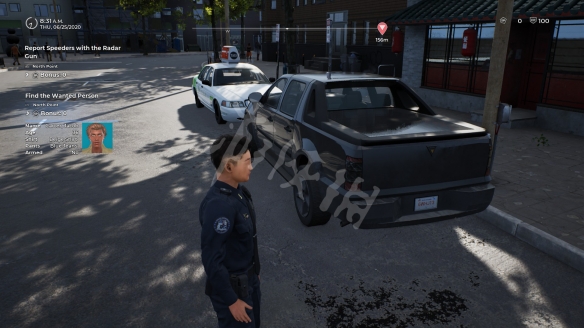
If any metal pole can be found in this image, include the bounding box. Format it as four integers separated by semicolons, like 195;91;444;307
326;18;331;79
224;0;230;44
276;30;280;79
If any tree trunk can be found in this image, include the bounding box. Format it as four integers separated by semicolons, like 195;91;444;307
209;0;219;61
283;0;296;68
142;15;148;55
84;0;93;46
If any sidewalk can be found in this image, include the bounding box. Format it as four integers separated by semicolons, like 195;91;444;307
430;107;584;271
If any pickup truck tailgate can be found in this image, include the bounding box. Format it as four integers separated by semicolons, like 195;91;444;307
362;136;490;190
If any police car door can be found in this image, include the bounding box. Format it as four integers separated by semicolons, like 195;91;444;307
201;67;214;108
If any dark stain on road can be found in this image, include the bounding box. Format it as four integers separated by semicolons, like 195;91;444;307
298;276;468;328
469;271;480;287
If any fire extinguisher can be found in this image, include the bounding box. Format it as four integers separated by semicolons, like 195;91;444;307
392;28;404;53
461;27;477;57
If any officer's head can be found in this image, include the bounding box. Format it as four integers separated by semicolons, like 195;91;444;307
210;134;252;183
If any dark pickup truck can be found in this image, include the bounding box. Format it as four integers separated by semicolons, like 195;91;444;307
244;74;494;229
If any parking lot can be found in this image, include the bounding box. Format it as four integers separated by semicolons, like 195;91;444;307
0;54;582;327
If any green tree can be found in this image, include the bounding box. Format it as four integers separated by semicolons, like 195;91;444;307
118;0;166;55
203;0;256;60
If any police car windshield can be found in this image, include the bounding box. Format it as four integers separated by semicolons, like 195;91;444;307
214;68;270;86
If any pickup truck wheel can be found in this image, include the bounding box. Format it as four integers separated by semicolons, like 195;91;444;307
193;87;204;108
293;166;330;227
214;100;226;124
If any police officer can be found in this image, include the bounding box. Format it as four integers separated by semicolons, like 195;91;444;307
200;134;261;327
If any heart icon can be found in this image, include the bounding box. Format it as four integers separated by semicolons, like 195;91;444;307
377;22;388;35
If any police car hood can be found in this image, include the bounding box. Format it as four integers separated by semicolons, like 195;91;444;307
214;84;271;100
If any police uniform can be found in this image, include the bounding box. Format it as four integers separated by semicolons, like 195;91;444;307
200;180;261;328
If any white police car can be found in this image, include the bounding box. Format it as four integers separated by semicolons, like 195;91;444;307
192;46;274;124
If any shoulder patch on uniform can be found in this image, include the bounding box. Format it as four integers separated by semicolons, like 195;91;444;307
213;217;230;234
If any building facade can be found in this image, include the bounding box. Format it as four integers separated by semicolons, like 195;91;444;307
0;0;77;54
259;0;407;73
388;0;584;136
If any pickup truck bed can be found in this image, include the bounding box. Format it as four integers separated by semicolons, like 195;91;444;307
245;75;494;228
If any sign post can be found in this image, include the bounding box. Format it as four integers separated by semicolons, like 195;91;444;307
326;18;331;79
276;24;280;79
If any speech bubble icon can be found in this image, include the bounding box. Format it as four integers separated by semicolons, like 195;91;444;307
377;22;388;35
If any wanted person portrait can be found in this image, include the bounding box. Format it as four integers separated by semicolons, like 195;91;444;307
81;122;113;154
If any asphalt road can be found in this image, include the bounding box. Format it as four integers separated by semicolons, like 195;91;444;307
0;54;583;328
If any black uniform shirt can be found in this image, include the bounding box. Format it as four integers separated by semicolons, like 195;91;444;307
199;180;255;306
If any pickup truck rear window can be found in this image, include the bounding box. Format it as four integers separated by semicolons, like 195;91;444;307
324;80;423;113
324;81;433;136
326;85;393;111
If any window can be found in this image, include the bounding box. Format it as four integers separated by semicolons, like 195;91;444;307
198;67;210;80
50;4;60;13
363;21;369;45
175;7;183;14
196;0;203;4
34;4;48;17
193;9;203;20
0;4;7;15
9;3;19;12
162;8;171;15
271;0;276;9
304;24;307;43
296;0;299;6
213;68;270;86
542;19;584;110
265;78;288;109
259;11;261;21
352;21;356;45
423;23;494;95
281;81;306;116
152;12;161;18
206;68;214;85
74;9;84;13
304;0;307;5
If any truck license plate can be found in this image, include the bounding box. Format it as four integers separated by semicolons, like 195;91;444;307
414;196;438;211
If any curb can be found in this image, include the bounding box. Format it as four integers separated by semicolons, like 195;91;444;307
477;205;584;274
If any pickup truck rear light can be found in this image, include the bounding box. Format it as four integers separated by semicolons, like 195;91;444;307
344;156;363;191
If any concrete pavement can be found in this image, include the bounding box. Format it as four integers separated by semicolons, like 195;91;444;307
5;52;582;273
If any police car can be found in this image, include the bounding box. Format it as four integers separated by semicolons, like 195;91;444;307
192;46;274;124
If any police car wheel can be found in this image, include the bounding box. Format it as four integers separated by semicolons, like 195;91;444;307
293;165;330;227
214;100;226;124
193;87;204;108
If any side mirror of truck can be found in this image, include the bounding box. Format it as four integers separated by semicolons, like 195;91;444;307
269;77;276;83
202;80;211;86
248;92;262;104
